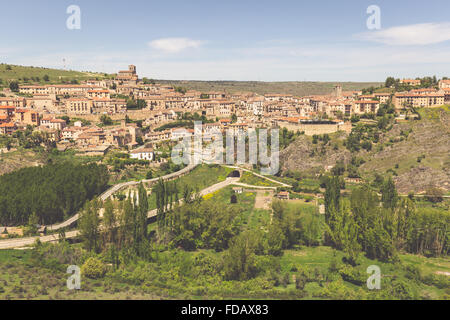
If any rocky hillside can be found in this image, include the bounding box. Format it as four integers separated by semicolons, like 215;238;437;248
280;131;351;174
0;148;44;175
280;106;450;194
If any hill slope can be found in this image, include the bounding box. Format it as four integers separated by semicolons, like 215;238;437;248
280;106;450;194
157;80;381;96
0;63;111;85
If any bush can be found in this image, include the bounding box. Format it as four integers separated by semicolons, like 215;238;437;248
425;187;444;203
81;257;106;279
338;265;365;285
389;278;417;300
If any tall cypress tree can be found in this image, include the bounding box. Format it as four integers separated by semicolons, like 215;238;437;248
381;176;398;210
137;183;148;241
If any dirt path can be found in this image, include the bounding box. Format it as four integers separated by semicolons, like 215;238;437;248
254;190;273;210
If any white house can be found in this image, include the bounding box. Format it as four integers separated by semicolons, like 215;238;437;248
171;128;194;140
130;147;154;161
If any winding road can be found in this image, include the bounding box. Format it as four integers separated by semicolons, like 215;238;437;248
0;176;240;249
0;162;289;250
45;164;197;231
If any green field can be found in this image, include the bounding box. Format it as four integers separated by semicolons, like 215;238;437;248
239;171;280;187
1;239;448;300
205;185;265;230
0;63;111;86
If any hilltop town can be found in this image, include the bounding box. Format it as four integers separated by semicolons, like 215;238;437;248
1;64;449;159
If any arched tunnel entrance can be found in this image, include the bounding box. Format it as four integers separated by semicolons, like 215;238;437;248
227;170;241;178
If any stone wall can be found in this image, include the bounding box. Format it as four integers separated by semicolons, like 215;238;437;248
278;122;352;135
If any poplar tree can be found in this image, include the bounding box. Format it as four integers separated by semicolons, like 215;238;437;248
79;199;100;252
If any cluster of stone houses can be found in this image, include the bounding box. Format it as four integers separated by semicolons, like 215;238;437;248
393;88;448;108
10;69;450;123
19;85;127;115
0;105;40;134
58;120;141;151
2;66;450;157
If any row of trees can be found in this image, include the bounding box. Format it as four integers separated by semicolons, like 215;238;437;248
79;183;150;259
7;75;51;91
385;76;439;90
0;162;109;225
324;176;449;263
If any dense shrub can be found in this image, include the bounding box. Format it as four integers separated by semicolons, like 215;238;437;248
81;257;106;279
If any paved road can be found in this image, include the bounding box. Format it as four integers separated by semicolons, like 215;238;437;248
231;182;277;190
0;231;80;250
0;161;287;249
0;177;239;249
45;164;197;231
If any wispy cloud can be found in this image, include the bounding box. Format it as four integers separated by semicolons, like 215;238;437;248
356;22;450;45
148;37;204;53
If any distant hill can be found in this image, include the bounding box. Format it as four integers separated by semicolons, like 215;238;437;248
0;63;381;96
157;80;382;96
0;63;112;86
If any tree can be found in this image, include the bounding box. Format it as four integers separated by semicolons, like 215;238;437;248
100;115;113;126
9;81;19;92
118;197;136;247
381;176;398;210
24;212;39;236
266;222;285;256
126;98;147;110
425;187;444;203
223;231;261;280
58;116;70;125
168;199;239;251
385;77;396;88
350;115;360;123
79;200;101;252
361;140;372;151
103;199;116;245
43;74;50;82
331;161;345;176
324;176;341;224
137;183;149;242
270;199;302;249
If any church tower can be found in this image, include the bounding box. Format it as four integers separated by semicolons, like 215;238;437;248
333;85;342;98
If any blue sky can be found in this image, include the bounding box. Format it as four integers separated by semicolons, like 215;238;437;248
2;0;450;81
